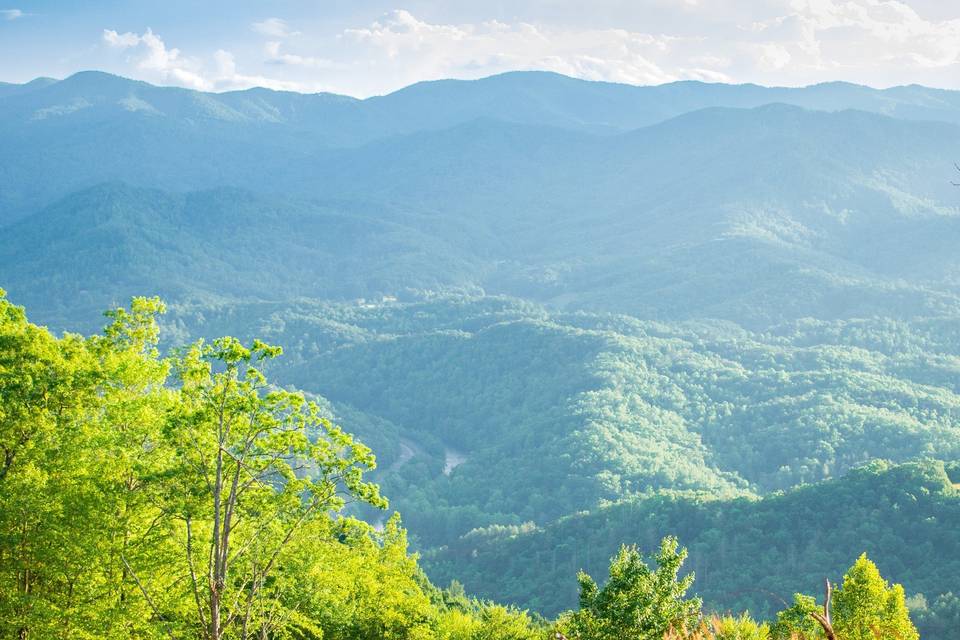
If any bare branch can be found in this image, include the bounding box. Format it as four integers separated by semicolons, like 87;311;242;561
809;579;837;640
185;517;209;634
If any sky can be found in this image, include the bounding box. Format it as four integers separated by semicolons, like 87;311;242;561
1;0;959;97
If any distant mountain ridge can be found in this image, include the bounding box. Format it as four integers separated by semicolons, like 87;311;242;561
3;70;960;219
6;70;960;132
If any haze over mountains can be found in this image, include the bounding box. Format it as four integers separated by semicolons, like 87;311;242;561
3;70;960;329
3;70;960;630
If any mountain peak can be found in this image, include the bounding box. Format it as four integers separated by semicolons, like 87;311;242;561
60;70;146;88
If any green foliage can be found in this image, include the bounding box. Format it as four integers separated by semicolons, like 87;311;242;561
427;458;960;635
770;595;821;640
165;297;960;548
772;554;919;640
160;334;387;638
832;554;918;640
433;604;541;640
559;537;701;640
155;296;960;639
4;290;955;637
0;290;174;638
709;614;770;640
0;293;547;639
275;514;436;640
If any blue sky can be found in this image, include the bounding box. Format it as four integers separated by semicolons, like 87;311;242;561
2;1;959;96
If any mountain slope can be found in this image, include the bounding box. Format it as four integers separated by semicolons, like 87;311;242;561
5;104;960;328
0;183;490;325
424;459;960;623
3;68;960;635
316;105;960;324
6;70;960;139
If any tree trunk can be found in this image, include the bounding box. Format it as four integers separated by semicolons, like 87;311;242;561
810;579;837;640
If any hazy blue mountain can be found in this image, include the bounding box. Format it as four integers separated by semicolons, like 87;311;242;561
0;183;488;326
4;98;960;328
0;76;56;99
363;72;960;134
3;70;960;223
315;105;960;325
5;71;960;515
6;70;960;139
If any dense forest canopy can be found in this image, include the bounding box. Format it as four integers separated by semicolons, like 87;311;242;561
0;291;940;638
161;297;960;532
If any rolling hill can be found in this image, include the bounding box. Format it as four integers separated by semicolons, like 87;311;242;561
424;459;960;626
157;296;960;539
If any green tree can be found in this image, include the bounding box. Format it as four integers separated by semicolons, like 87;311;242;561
833;554;918;640
560;536;701;640
470;604;541;640
0;289;97;638
710;614;770;640
264;513;436;640
159;336;387;639
1;292;561;639
772;555;920;640
0;292;173;639
88;297;178;639
770;594;822;639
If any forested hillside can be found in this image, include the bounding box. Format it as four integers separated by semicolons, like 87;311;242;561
0;291;548;639
164;296;960;526
425;460;960;624
155;295;960;635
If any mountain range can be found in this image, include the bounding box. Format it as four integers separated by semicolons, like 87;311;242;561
3;69;960;627
3;71;960;329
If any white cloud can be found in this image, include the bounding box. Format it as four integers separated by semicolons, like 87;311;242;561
212;49;304;91
103;28;206;89
333;9;700;90
95;4;960;96
252;17;299;38
103;29;140;48
327;3;959;92
747;0;960;74
102;28;303;92
264;41;334;69
751;42;794;70
1;8;23;20
344;9;469;57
